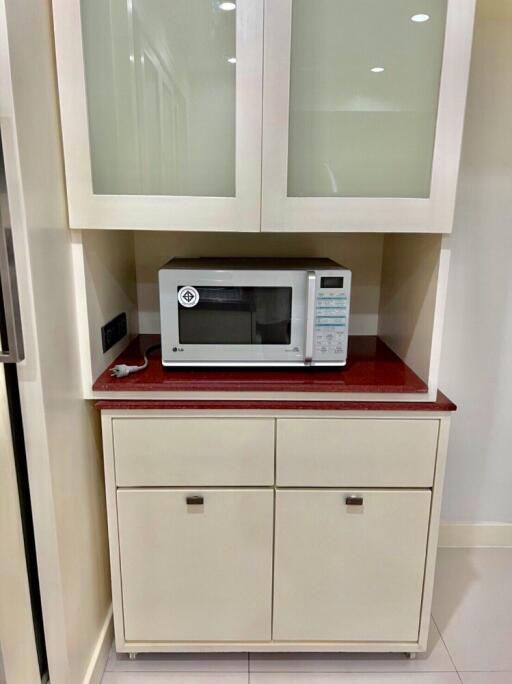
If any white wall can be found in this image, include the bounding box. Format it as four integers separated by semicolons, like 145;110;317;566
134;231;384;336
81;230;139;382
440;0;512;523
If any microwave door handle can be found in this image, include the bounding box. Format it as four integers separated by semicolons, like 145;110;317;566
304;271;316;365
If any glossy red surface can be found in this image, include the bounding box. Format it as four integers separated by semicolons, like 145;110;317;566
96;390;456;412
93;334;430;394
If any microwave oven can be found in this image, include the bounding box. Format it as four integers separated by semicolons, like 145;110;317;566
158;258;351;367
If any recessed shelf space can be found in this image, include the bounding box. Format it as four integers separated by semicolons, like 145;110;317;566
73;231;448;401
92;334;428;395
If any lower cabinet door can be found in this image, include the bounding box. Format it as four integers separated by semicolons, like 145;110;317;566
117;489;274;642
273;489;431;642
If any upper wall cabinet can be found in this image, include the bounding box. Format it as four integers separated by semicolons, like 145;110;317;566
261;0;475;232
52;0;263;231
53;0;474;233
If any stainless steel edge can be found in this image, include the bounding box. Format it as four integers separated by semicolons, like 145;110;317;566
0;197;24;363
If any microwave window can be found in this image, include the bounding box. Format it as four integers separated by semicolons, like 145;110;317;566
178;286;292;345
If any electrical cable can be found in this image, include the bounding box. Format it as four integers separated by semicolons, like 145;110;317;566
110;343;161;378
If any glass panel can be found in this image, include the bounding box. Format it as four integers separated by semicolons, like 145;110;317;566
81;0;236;196
178;287;292;344
287;0;447;198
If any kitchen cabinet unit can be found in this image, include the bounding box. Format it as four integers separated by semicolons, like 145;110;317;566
99;408;452;653
53;0;474;232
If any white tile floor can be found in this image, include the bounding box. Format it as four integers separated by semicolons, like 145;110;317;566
102;549;512;684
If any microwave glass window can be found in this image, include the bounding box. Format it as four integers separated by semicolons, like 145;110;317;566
178;287;292;345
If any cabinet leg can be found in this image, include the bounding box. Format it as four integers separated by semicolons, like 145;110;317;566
404;652;417;660
128;653;137;661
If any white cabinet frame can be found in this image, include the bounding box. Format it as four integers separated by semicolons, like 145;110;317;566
101;410;451;654
52;0;263;231
261;0;476;233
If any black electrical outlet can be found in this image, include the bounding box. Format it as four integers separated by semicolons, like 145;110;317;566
101;312;127;353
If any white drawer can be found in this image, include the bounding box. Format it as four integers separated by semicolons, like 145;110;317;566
113;418;275;487
276;418;438;487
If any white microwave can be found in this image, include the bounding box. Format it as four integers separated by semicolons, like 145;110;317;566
158;258;351;367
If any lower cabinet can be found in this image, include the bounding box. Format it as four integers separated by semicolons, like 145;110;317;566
102;413;448;651
273;489;431;642
116;489;274;642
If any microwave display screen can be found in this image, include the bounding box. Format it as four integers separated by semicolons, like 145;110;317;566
178;286;292;345
320;276;344;289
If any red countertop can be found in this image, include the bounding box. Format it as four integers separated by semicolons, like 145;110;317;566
96;391;456;412
93;334;456;411
93;334;429;395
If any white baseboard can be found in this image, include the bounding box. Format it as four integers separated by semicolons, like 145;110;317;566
439;523;512;548
82;605;113;684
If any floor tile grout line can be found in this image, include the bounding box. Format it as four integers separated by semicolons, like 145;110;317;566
103;670;250;675
245;670;461;676
432;612;464;683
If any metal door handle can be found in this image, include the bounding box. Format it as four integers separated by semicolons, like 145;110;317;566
186;495;204;506
0;179;24;363
345;495;363;506
304;271;316;365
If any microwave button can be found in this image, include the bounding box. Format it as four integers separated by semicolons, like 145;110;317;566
316;318;345;332
317;300;346;309
316;318;346;326
316;307;345;315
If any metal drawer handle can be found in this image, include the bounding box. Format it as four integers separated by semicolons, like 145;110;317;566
186;495;204;506
345;495;363;506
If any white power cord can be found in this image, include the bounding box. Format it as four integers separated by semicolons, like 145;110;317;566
110;343;161;378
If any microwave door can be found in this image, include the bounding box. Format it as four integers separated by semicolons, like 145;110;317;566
162;270;308;365
178;286;293;346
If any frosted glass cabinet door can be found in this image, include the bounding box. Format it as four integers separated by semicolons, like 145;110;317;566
262;0;475;232
52;0;263;230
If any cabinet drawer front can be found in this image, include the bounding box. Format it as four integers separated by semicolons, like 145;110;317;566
277;419;438;487
113;418;275;486
118;489;274;642
273;489;431;642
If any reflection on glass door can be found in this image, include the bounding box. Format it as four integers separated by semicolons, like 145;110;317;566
80;0;236;196
287;0;447;198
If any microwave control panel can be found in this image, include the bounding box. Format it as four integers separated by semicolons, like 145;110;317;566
313;275;350;364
